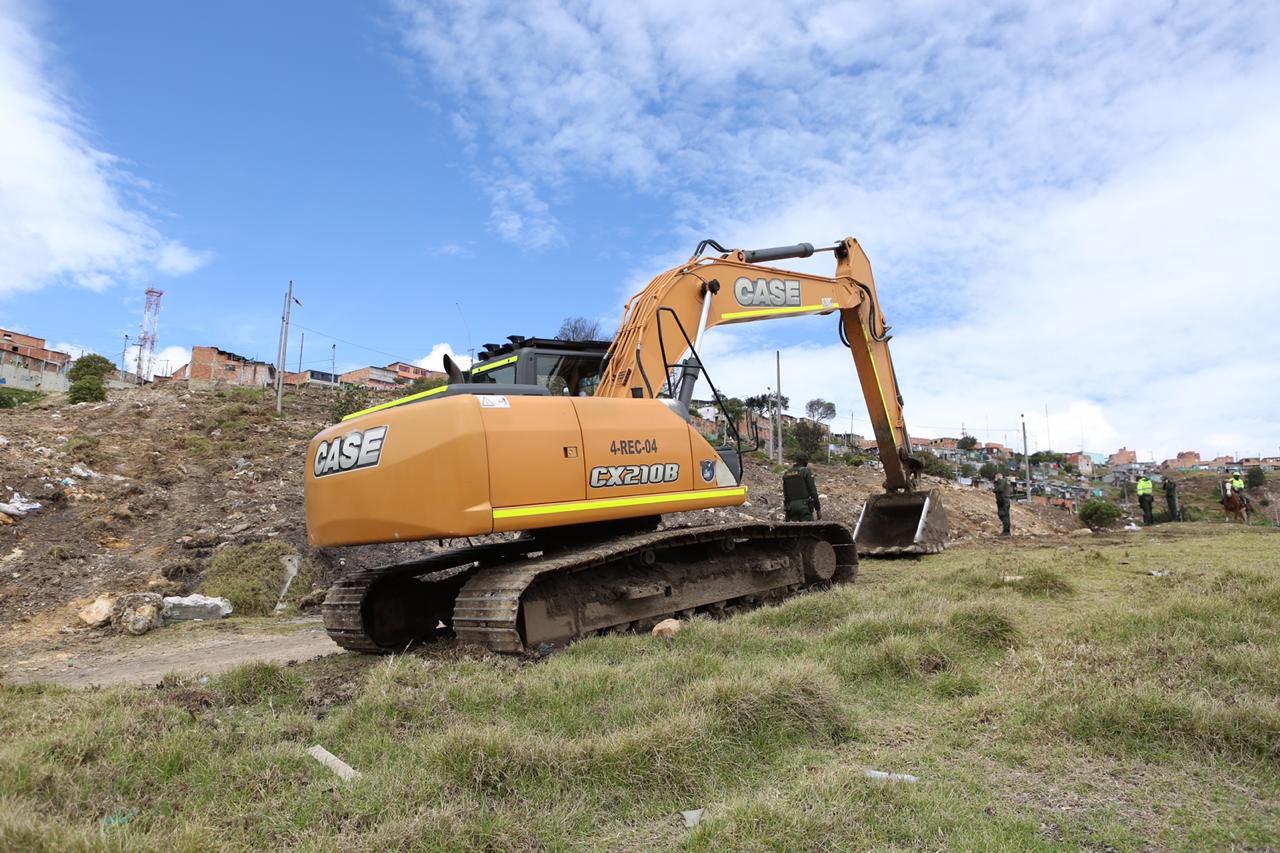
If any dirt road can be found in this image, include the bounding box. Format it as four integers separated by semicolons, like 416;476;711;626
2;619;342;688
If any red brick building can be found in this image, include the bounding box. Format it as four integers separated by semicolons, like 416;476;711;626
169;347;275;390
0;328;71;391
1107;447;1138;467
339;366;400;389
384;361;446;383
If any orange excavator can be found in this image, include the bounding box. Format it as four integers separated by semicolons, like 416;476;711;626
306;236;946;653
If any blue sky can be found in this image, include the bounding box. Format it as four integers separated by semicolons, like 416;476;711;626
2;0;1278;461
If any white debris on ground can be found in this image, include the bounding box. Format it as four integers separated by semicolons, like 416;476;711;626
163;594;233;621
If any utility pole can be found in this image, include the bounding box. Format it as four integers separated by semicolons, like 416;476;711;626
331;344;337;388
297;331;305;375
1022;413;1032;502
775;351;783;463
1044;403;1051;453
274;280;293;414
120;333;129;378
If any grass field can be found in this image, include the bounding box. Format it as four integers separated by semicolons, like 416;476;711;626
2;524;1278;850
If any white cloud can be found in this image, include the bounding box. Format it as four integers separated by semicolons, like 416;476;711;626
415;342;472;372
396;0;1280;461
51;341;91;360
0;1;208;296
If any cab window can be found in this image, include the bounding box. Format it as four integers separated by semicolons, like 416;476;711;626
535;353;602;396
472;362;516;384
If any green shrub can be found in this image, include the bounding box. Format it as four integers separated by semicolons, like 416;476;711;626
67;353;114;382
0;388;41;409
1079;498;1122;528
917;450;955;479
1245;466;1265;489
409;375;447;394
978;462;999;480
198;541;310;616
67;376;106;404
331;385;371;422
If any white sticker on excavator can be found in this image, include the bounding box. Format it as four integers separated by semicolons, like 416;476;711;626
479;396;510;408
313;426;388;478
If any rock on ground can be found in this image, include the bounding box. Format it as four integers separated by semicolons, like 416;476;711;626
113;593;164;636
652;618;682;638
163;594;233;621
78;594;116;628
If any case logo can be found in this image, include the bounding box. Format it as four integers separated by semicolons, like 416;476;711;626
734;276;801;307
313;426;388;478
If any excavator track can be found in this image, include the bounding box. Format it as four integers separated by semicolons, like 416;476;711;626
322;538;541;653
325;522;855;654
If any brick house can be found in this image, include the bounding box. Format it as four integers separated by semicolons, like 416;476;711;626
0;328;71;391
1107;447;1138;467
1160;450;1201;470
1063;452;1095;476
168;347;275;390
339;366;400;389
384;362;446;384
283;369;340;388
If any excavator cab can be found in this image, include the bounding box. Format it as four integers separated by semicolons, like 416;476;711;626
468;336;611;397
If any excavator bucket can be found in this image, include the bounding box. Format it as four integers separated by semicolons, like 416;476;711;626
853;488;948;556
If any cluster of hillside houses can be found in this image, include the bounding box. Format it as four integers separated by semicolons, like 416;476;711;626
0;329;446;395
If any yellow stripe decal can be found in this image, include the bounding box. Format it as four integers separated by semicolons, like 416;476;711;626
859;321;898;446
721;304;832;320
471;355;518;374
493;486;748;520
342;384;449;421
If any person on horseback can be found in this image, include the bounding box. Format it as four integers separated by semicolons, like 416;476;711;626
1230;471;1250;509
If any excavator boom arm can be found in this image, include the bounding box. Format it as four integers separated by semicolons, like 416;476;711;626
597;237;916;492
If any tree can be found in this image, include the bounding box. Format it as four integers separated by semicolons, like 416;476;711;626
805;398;836;424
743;394;770;445
959;462;977;478
68;353;115;383
789;420;826;460
555;317;603;341
1246;465;1265;489
916;450;955;479
957;435;978;450
1079;498;1122;528
67;375;107;404
978;462;999;481
720;397;746;442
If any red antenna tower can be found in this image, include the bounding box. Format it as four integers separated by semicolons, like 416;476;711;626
135;288;163;380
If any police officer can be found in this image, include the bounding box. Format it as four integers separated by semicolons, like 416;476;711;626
783;454;820;521
1230;470;1250;508
993;471;1011;536
1136;474;1154;525
1163;476;1179;522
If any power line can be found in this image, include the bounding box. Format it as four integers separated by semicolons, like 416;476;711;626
289;323;403;361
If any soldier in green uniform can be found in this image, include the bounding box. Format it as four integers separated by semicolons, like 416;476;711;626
993;471;1011;536
1163;476;1179;522
783;454;820;521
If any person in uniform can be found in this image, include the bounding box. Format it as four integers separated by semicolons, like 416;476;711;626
1163;476;1179;522
1230;470;1250;508
783;454;820;521
993;471;1011;536
1136;475;1154;524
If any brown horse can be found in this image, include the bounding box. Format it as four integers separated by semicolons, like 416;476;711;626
1221;482;1249;524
